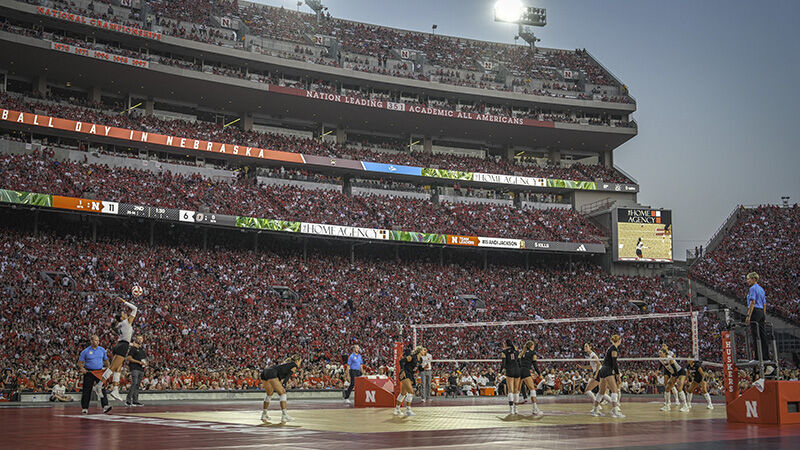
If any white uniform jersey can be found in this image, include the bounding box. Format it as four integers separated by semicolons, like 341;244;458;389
589;351;601;372
659;350;681;374
117;320;133;343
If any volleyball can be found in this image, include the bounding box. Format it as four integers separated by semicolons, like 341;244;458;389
131;285;144;297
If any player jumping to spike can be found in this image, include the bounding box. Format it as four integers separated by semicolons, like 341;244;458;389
95;298;137;402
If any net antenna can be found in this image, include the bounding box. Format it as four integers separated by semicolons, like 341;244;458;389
412;311;700;364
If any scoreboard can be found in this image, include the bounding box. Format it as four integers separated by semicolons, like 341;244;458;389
613;208;673;262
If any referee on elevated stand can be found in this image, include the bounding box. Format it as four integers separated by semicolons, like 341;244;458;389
745;272;774;375
343;345;363;404
78;335;112;414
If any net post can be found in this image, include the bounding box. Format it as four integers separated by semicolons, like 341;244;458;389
412;326;417;348
691;311;699;359
392;342;403;398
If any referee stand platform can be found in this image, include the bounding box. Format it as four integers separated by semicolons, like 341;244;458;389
722;320;800;424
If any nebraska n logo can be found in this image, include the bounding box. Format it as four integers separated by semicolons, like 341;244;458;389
745;400;758;418
576;244;587;252
365;391;376;403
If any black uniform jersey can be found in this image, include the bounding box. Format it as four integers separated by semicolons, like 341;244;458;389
402;354;419;375
687;360;704;381
518;350;540;374
273;362;297;383
602;344;619;373
502;347;519;371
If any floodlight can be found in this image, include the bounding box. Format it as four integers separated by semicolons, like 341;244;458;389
494;0;524;23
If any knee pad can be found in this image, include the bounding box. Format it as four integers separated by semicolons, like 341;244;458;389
279;394;287;402
264;394;271;402
530;390;536;398
398;394;405;402
112;372;121;383
405;393;413;402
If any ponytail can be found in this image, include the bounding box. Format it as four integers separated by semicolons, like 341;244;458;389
522;340;535;357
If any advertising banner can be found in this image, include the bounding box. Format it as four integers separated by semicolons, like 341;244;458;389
446;235;479;247
269;85;555;129
50;41;150;69
523;240;605;254
0;187;605;254
300;223;389;240
387;230;446;244
53;195;105;213
302;154;364;170
0;108;305;165
447;236;523;249
473;173;546;187
598;182;639;193
546;179;597;190
0;108;637;193
0;188;52;207
477;237;524;249
361;161;422;177
235;217;301;232
420;168;473;181
37;7;162;40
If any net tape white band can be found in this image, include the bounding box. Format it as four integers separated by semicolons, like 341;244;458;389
431;357;698;363
412;311;693;330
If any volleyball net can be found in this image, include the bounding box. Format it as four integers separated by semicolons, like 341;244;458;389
412;311;700;369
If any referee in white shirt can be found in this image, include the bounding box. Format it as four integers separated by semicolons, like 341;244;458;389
419;350;433;402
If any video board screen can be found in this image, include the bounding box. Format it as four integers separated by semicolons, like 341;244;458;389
615;209;672;262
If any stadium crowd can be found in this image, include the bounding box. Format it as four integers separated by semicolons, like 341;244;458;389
0;91;633;184
691;205;800;324
0;219;721;396
0;11;637;129
17;0;633;103
0;153;602;242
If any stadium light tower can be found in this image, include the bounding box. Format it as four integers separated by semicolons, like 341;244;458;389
493;0;546;48
305;0;328;24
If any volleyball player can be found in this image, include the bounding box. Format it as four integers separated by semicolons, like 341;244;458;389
260;355;303;423
658;344;680;411
659;352;676;411
658;346;690;412
582;343;612;411
501;340;520;415
685;359;714;409
95;298;137;401
394;347;426;417
519;340;543;416
591;334;624;418
635;238;646;259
